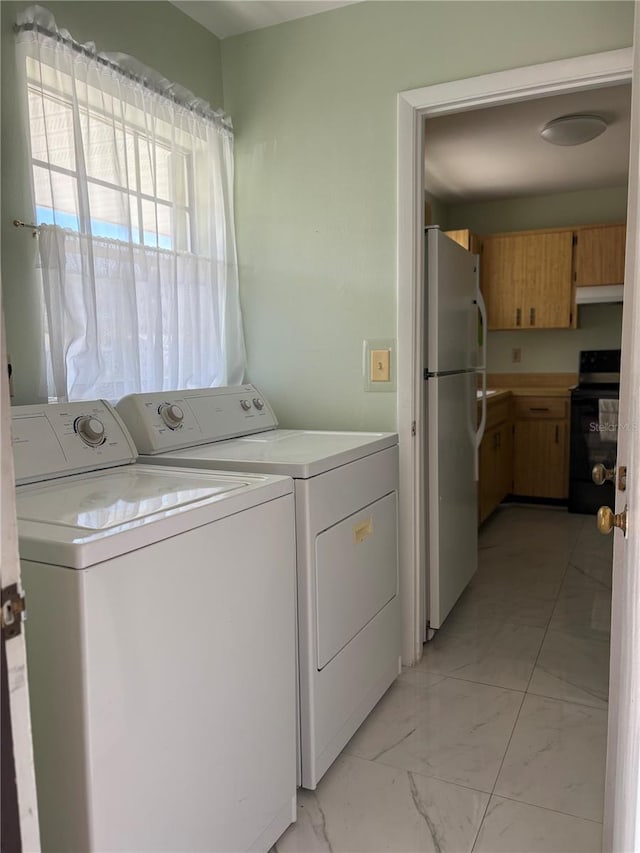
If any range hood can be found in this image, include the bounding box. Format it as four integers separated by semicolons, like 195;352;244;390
575;285;624;305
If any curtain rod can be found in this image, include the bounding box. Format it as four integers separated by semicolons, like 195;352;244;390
14;21;233;134
13;219;39;236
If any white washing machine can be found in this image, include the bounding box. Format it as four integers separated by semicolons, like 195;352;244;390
116;385;401;789
12;400;297;853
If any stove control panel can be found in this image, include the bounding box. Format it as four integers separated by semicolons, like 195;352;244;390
12;401;138;485
116;384;278;455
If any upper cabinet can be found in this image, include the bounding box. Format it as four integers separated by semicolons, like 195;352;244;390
480;222;626;330
444;229;481;255
481;230;573;330
573;223;626;287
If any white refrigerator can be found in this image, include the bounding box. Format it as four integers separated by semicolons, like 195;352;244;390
423;226;487;634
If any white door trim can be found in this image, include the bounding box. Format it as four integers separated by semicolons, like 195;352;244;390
604;7;640;849
396;47;633;666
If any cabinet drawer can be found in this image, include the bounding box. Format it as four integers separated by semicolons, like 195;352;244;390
513;396;568;420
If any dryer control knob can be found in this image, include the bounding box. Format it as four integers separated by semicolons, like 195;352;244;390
75;416;106;447
158;403;184;429
240;399;252;411
253;398;264;410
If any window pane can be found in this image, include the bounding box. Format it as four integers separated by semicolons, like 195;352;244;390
141;199;172;249
138;139;174;203
80;109;129;189
33;164;79;230
87;182;133;241
175;208;191;253
28;89;76;171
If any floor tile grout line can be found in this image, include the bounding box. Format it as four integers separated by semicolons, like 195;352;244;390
521;515;588;697
470;513;590;853
470;686;528;853
410;670;608;711
345;750;498;798
490;790;605;825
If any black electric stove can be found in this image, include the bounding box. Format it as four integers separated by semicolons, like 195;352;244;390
568;349;620;514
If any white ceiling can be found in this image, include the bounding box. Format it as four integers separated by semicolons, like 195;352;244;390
171;1;360;39
425;83;631;204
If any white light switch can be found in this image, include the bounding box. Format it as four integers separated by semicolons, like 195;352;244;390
363;339;396;392
370;349;391;382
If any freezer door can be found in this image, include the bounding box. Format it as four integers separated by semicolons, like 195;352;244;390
425;228;478;374
426;371;478;629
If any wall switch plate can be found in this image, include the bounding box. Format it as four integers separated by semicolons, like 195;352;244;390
363;339;396;392
370;349;391;382
512;347;522;364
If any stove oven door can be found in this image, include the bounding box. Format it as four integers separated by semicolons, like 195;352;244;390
568;386;619;514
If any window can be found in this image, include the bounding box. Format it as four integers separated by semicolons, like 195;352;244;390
16;9;246;402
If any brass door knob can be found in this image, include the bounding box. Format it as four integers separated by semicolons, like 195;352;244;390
592;463;615;486
597;505;627;536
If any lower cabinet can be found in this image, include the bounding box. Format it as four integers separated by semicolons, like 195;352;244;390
512;397;569;499
478;392;571;523
478;399;512;524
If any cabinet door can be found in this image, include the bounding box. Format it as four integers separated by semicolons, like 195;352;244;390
481;235;523;330
523;231;574;329
478;426;497;523
513;419;568;499
573;224;626;287
478;421;513;523
496;422;513;501
481;231;574;330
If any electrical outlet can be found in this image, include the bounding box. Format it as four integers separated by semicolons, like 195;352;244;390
512;347;522;364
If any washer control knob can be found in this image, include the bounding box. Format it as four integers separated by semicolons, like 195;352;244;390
253;398;264;410
158;403;184;429
240;399;252;411
75;416;106;447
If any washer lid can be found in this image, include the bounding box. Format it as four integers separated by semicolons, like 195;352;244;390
17;464;293;568
145;429;398;478
17;467;247;530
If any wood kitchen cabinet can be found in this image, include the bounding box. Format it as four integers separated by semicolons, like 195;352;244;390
481;230;574;330
512;396;569;499
573;223;626;287
478;397;512;524
444;229;481;255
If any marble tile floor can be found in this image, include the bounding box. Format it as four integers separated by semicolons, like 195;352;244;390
275;505;612;853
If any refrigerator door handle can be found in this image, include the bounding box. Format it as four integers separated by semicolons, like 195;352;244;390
474;269;488;482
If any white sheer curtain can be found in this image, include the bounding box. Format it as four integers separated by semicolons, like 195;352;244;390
15;6;246;402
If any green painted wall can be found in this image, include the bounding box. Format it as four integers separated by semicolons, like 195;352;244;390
447;185;628;234
488;304;624;375
446;186;627;373
1;1;223;403
221;0;633;430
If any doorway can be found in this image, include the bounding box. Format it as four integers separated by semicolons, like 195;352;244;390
396;45;632;664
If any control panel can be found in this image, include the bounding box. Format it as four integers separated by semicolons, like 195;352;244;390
12;401;138;485
116;385;278;455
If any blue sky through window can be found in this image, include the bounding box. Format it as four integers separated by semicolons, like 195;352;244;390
36;206;172;249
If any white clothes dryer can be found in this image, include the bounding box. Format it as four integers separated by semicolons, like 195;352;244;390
117;385;401;789
12;400;297;853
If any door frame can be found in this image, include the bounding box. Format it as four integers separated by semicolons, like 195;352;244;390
396;47;633;666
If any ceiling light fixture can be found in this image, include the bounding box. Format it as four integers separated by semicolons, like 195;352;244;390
540;114;608;146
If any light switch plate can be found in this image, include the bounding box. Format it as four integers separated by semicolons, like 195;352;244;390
370;349;391;382
363;339;396;392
